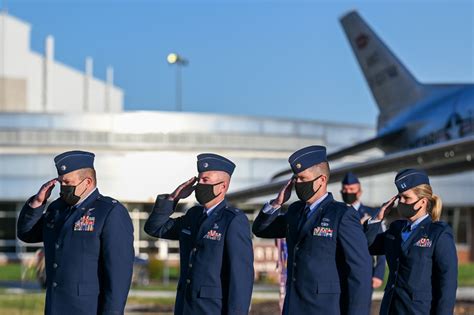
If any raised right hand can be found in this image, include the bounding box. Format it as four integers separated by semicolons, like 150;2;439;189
270;178;294;208
376;195;399;221
168;177;197;201
30;179;58;208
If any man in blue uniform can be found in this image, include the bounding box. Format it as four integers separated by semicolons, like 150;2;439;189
144;153;254;315
252;145;372;315
17;150;134;315
341;172;386;290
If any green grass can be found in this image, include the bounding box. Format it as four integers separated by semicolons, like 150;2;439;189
127;296;175;305
0;264;37;281
131;282;178;291
0;293;45;314
0;293;177;315
458;263;474;286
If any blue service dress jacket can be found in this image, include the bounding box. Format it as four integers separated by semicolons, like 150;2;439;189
365;216;457;315
253;193;372;315
17;189;135;315
144;196;254;315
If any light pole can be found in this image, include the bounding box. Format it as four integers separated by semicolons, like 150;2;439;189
167;53;188;111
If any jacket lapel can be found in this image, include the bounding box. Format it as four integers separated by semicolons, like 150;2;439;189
196;200;226;242
401;216;432;255
297;193;333;243
58;189;100;240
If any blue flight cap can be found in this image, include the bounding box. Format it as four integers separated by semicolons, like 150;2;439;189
342;172;360;185
394;169;430;193
54;150;95;176
197;153;236;176
288;145;327;174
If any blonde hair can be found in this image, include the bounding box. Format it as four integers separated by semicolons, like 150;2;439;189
412;184;443;221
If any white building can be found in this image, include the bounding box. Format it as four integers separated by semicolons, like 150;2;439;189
0;12;123;113
0;13;472;270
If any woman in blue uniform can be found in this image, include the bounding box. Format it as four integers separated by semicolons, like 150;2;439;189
365;169;457;315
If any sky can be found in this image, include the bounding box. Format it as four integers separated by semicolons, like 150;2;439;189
3;0;473;126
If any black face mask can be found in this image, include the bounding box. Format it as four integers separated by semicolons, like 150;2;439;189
195;182;223;205
60;179;86;206
341;192;358;205
397;199;422;219
295;175;322;202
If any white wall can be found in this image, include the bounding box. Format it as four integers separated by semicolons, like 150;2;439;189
0;13;123;113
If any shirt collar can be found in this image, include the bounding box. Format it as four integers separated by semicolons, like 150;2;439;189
204;200;224;216
409;213;430;230
307;192;329;213
350;201;361;211
74;187;98;209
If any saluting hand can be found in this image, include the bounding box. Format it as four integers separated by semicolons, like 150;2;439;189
30;178;58;208
168;177;197;201
360;213;371;225
376;195;398;221
271;178;294;208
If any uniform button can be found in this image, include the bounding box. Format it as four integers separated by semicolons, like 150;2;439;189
295;246;299;251
391;284;395;289
292;277;296;282
394;271;398;275
53;263;58;269
293;262;296;267
55;243;60;249
192;248;197;252
186;279;191;284
53;282;57;287
188;263;192;268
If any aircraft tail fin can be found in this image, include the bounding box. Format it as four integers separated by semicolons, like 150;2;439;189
340;11;428;128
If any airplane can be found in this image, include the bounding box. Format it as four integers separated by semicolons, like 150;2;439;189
228;10;474;202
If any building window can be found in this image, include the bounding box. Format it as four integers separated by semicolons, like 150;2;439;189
442;207;470;245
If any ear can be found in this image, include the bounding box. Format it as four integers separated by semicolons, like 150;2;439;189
415;198;426;210
222;181;229;193
85;177;93;186
321;174;328;185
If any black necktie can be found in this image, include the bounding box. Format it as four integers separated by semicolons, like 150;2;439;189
298;206;311;231
198;210;208;228
402;223;412;233
60;206;73;223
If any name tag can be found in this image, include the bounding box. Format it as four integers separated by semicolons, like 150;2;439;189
74;215;95;232
181;229;191;235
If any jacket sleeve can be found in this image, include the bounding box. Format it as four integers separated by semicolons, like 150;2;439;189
100;203;135;315
252;204;287;239
431;227;458;315
372;255;386;280
224;213;254;315
364;221;386;256
372;221;386;280
338;209;372;315
17;196;46;243
144;195;185;240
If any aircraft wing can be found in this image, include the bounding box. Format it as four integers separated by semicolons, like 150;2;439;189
270;129;403;180
227;135;474;202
